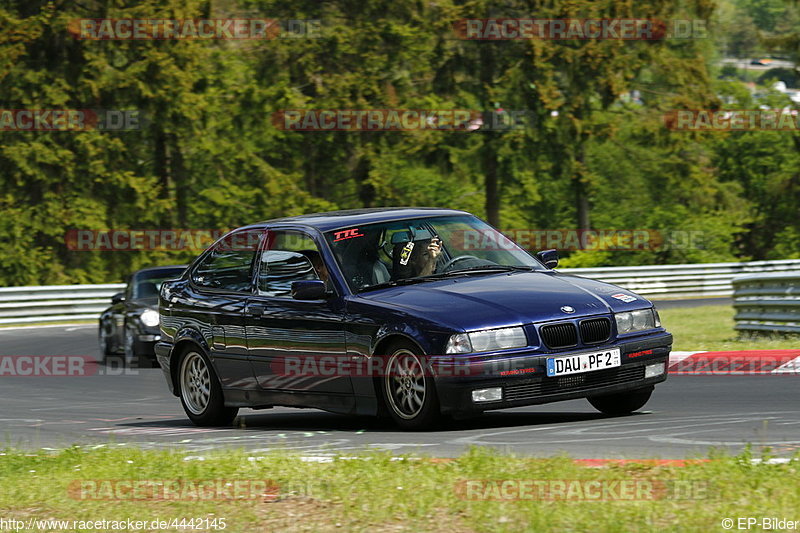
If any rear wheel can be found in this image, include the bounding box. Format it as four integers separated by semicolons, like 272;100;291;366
380;342;441;431
588;387;653;415
178;349;238;426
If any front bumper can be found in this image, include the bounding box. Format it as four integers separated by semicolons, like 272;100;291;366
131;327;160;358
434;332;671;414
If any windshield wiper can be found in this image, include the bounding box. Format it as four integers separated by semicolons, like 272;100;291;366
441;264;535;275
358;265;535;292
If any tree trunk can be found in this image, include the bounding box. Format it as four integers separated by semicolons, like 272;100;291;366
479;43;500;227
574;148;590;229
153;127;174;226
483;137;500;227
169;134;188;227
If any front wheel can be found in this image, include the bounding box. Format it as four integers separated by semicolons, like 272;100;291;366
380;342;441;431
98;325;115;356
588;387;653;415
178;349;238;426
123;327;139;368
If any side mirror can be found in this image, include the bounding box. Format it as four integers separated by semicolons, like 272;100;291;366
111;292;125;305
291;280;328;300
536;249;559;269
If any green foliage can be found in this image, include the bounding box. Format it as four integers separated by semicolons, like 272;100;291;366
0;0;798;285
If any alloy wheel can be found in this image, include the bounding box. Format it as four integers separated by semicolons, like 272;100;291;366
384;349;427;420
180;351;211;415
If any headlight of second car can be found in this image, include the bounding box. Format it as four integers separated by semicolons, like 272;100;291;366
615;309;657;335
445;327;527;354
140;309;160;328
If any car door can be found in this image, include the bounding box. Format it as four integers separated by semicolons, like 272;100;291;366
180;229;263;390
245;228;351;395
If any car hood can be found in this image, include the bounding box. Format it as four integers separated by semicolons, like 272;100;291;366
357;271;649;331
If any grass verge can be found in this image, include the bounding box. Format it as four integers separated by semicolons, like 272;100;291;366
658;305;799;351
1;447;798;532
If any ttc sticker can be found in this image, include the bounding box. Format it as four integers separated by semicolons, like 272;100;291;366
333;228;364;242
611;293;637;303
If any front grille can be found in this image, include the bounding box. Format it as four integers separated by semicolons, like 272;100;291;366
503;365;645;402
580;317;611;344
540;322;578;349
541;322;578;348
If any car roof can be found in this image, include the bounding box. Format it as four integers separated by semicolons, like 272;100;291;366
241;207;471;233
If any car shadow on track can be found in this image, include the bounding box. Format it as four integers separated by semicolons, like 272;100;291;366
112;409;645;434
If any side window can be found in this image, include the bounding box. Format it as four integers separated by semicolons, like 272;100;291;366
257;231;326;297
192;230;261;292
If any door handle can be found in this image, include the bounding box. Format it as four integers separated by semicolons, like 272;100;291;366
248;304;265;317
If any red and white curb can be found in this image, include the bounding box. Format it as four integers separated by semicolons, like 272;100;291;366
668;350;800;374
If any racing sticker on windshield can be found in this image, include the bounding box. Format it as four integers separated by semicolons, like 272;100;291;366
611;293;637;303
399;241;415;265
333;228;364;242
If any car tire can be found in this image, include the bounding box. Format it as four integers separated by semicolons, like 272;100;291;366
98;325;115;356
588;387;653;415
379;341;441;431
123;326;140;368
178;348;238;426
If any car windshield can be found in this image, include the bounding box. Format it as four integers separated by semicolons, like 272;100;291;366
131;268;185;299
324;215;545;292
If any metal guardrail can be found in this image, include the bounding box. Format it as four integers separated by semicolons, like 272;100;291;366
732;272;800;334
564;259;800;299
1;259;799;325
0;284;125;325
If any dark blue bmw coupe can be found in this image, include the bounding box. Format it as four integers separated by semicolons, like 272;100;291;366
156;208;671;430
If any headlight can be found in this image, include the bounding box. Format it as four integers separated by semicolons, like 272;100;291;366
445;327;527;354
615;309;656;335
445;333;472;354
140;309;160;327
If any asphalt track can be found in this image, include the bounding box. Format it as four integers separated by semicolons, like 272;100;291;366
1;321;798;459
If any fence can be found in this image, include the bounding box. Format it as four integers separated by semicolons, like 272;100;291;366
0;284;125;325
564;259;800;299
1;259;799;325
732;272;800;334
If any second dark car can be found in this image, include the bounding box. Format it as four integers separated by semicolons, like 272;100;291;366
99;265;187;366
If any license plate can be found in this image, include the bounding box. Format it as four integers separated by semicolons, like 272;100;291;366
546;348;621;377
